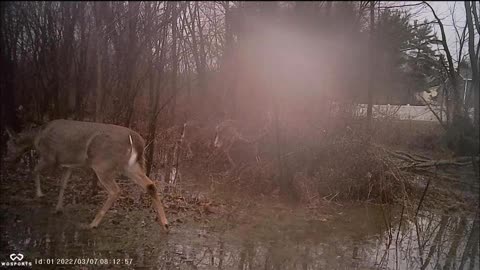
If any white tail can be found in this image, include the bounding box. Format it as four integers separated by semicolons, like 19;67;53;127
128;135;137;166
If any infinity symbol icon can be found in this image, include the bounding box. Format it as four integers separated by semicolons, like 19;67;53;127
10;253;24;261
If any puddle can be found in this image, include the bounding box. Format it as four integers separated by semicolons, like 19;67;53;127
0;199;478;269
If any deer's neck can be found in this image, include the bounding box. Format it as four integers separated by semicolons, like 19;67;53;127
18;128;40;149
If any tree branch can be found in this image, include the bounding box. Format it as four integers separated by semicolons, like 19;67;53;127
423;1;461;117
419;95;447;130
379;2;425;9
471;1;480;36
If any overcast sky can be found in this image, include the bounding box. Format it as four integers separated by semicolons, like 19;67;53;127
406;1;473;63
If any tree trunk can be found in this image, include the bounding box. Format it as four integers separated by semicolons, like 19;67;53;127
420;214;449;270
168;2;178;127
0;2;20;133
272;95;296;202
465;1;479;127
458;215;479;270
443;217;467;270
146;3;168;177
94;3;103;123
366;1;375;133
146;73;160;177
424;2;463;124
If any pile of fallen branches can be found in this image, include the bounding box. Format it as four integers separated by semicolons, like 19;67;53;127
384;148;478;175
384;147;479;192
382;148;479;211
290;137;418;204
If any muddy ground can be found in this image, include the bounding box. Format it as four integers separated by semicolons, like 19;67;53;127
0;157;478;270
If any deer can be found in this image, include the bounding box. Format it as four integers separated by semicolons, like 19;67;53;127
212;113;272;169
4;119;169;232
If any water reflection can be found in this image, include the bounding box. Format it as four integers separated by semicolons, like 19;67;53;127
0;204;478;270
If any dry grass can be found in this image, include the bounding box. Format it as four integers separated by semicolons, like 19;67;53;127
290;136;416;204
370;119;449;157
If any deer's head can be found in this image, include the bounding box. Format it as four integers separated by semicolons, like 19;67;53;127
4;127;36;163
213;121;234;149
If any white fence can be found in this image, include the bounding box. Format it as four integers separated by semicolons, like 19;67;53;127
347;104;450;122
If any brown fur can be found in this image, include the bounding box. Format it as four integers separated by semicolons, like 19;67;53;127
6;119;169;231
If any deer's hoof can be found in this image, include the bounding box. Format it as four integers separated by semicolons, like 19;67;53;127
162;223;170;233
53;208;64;215
36;193;45;198
76;222;95;230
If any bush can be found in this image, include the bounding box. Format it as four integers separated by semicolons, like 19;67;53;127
444;115;479;156
294;136;410;203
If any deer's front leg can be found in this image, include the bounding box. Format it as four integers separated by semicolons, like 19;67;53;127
89;170;120;229
33;158;53;198
55;168;72;213
186;142;194;159
224;144;236;169
90;171;99;197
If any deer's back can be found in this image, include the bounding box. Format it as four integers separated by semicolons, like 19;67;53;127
34;119;144;167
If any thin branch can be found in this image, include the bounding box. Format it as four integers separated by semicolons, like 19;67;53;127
455;21;468;64
471;1;480;36
419;95;447;130
379;2;425;9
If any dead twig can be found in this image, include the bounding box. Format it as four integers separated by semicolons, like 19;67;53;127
416;169;433;217
399;157;479;170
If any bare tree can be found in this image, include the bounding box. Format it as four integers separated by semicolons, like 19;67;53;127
146;3;169;177
366;1;376;134
465;1;479;127
424;2;463;121
93;2;104;123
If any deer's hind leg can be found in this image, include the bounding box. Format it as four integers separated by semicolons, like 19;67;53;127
125;164;169;232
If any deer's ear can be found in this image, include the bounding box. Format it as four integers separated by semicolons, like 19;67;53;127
5;127;17;139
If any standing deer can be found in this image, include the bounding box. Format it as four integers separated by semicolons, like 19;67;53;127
5;119;169;231
213;114;272;169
